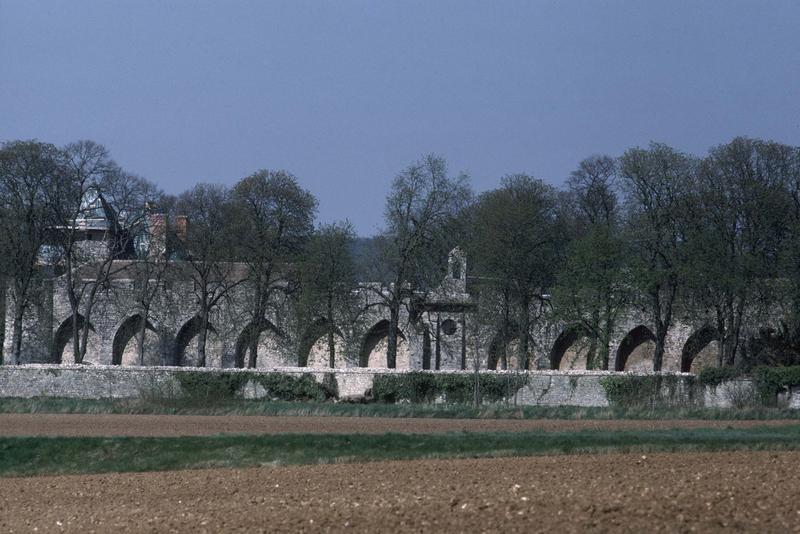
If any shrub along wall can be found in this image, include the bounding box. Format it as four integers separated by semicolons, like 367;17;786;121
698;366;800;408
175;372;335;403
600;375;699;409
371;372;528;404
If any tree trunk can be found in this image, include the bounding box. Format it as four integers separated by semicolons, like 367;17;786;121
650;284;675;372
599;307;615;370
586;336;598;371
501;292;510;370
79;284;101;364
247;317;260;369
653;332;667;372
327;296;335;368
71;311;80;364
11;302;24;365
715;299;743;368
79;308;92;364
197;309;209;368
137;313;148;366
387;303;400;369
518;298;531;370
64;256;80;364
247;281;265;369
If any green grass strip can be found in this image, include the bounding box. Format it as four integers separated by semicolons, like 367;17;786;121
2;397;800;420
3;425;800;477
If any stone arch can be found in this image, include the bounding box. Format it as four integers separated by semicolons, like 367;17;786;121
550;326;592;370
358;320;409;368
298;318;346;368
174;316;221;367
487;325;529;370
681;325;719;372
51;315;96;364
614;325;657;372
112;314;159;366
234;320;288;368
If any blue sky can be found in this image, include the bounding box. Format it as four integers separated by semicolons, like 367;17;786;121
2;1;799;235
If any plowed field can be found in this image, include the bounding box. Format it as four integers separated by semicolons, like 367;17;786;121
2;451;799;533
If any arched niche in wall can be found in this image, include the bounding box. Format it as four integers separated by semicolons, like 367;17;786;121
614;325;657;372
112;314;159;366
358;319;410;369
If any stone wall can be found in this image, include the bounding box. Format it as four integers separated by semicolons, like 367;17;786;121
3;250;737;374
0;365;701;408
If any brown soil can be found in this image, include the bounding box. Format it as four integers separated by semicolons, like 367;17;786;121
1;451;799;533
0;413;797;436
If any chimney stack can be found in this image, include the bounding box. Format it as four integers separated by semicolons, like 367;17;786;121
175;215;188;242
147;213;166;259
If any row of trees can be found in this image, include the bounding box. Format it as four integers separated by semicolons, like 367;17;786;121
1;137;799;370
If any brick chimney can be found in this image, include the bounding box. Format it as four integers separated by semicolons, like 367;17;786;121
175;215;188;242
147;213;166;259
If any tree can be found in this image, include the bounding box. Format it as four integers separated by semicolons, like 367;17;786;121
49;140;144;364
176;184;244;366
230;170;317;368
568;155;619;228
371;154;471;368
469;174;564;370
553;155;630;369
126;190;173;366
0;140;63;364
685;138;795;366
619;143;695;371
297;221;360;368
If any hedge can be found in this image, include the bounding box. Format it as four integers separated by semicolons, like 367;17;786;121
600;375;697;408
696;366;800;405
697;366;744;387
371;372;528;404
752;366;800;405
174;372;334;403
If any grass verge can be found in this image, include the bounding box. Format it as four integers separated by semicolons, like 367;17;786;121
2;425;800;477
2;396;800;420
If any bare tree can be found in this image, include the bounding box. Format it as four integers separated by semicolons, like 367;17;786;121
126;194;173;367
553;155;630;369
297;221;362;368
230;170;317;368
371;155;471;368
49;141;144;364
175;183;244;366
0;140;63;364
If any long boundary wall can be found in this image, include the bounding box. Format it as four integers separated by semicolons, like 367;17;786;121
0;365;737;408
